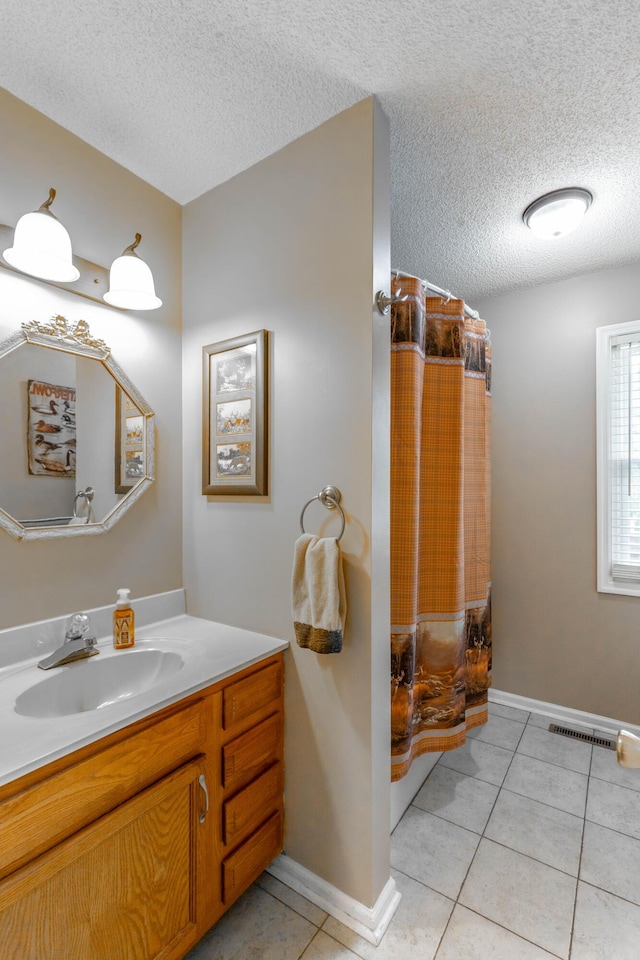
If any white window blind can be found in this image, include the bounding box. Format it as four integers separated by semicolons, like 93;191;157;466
597;321;640;595
610;336;640;581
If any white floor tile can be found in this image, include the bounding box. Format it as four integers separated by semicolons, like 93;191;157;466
412;764;499;833
459;839;576;958
526;712;557;729
322;869;453;960
184;884;316;960
299;931;360;959
527;713;593;734
580;821;640;905
502;753;588;817
391;805;480;899
489;701;530;723
438;737;513;786
435;904;558;960
485;788;583;875
590;743;640;793
571;882;640;960
586;777;640;840
517;724;592;775
466;713;526;750
255;871;328;926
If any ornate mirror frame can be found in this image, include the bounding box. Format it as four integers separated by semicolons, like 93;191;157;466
0;316;155;542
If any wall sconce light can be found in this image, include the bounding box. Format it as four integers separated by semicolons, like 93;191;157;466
104;233;162;311
2;188;79;282
523;187;593;239
0;188;162;310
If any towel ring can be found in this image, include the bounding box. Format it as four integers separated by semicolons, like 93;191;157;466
300;485;345;541
73;486;94;523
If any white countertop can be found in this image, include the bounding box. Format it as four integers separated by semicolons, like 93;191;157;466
0;614;288;788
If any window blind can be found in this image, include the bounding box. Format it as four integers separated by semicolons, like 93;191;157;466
610;336;640;581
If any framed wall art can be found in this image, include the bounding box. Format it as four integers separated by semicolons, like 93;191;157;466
27;379;77;477
115;387;145;494
202;329;269;496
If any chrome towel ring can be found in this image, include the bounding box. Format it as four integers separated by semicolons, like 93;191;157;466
73;486;94;524
299;485;345;541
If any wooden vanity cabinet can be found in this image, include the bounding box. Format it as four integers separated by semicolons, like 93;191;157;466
0;652;284;960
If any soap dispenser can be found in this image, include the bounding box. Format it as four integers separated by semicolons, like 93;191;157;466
113;588;135;649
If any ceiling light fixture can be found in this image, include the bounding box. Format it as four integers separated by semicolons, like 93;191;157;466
2;188;80;282
103;233;162;311
523;187;593;239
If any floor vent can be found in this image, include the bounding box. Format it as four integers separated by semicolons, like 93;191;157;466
548;723;616;751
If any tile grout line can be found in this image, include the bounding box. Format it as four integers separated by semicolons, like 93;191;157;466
438;715;529;955
296;925;338;960
415;773;589;832
567;741;593;958
405;752;475;960
577;877;640;912
429;710;568;959
454;710;576;958
587;771;640;797
480;712;578;959
446;902;568;960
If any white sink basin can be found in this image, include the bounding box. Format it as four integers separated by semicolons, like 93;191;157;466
14;649;184;718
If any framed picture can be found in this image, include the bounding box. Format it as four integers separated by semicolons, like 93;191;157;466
27;379;76;477
202;330;268;496
115;388;145;493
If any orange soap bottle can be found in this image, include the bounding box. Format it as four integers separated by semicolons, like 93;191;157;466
113;588;135;649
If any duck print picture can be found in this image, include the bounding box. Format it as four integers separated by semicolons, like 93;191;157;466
27;380;76;477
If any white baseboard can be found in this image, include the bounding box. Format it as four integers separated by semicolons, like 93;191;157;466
266;854;401;945
490;688;640;737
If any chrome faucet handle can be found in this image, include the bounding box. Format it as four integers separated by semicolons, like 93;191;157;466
65;612;92;641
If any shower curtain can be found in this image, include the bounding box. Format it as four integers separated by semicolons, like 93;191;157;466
390;275;492;782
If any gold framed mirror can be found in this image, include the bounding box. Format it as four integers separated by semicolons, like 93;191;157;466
0;315;155;541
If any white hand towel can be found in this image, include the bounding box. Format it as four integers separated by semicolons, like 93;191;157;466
291;533;346;653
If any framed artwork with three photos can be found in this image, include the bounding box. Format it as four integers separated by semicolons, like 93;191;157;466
202;329;268;496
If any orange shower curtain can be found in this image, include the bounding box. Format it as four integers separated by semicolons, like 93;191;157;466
390;275;492;782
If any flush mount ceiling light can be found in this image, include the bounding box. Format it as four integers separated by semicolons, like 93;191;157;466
103;233;162;311
523;187;593;239
2;188;80;282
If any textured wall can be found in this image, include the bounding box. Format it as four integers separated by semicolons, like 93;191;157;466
480;260;640;724
182;98;391;907
0;89;183;629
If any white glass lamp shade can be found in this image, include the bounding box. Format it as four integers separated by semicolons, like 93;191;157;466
103;235;162;310
3;198;79;282
523;188;593;239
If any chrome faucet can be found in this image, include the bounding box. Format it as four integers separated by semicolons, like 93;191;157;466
38;613;99;670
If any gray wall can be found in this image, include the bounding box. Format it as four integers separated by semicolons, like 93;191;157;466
479;260;640;724
0;89;183;629
182;98;391;907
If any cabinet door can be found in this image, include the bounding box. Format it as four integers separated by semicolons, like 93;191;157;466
0;757;208;960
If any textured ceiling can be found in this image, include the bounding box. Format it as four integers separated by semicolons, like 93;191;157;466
2;0;640;303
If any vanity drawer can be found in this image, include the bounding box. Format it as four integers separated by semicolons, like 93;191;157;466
222;712;282;793
222;661;282;731
223;762;282;847
222;811;283;904
0;699;206;880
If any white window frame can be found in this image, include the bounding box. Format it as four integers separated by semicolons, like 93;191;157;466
597;320;640;596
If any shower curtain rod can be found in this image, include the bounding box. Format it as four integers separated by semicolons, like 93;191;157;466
391;269;480;320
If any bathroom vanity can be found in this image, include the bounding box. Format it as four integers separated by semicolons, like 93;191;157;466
0;615;287;960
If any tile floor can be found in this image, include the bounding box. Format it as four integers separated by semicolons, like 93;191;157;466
185;703;640;960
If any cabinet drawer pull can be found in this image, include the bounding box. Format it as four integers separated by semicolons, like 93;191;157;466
198;774;209;824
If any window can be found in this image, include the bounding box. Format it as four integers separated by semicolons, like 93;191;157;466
597;321;640;595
